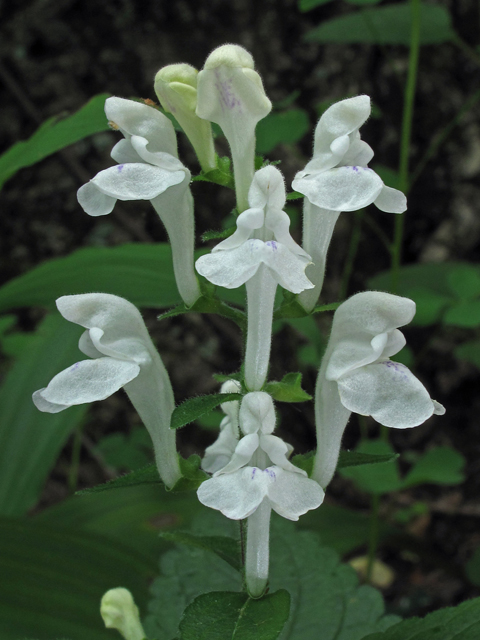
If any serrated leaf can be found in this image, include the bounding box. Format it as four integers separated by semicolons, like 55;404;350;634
160;531;242;571
455;340;480;369
170;455;209;492
0;94;110;189
446;265;480;299
76;463;161;495
402;447;465;488
202;226;236;242
444;299;480;327
213;371;243;384
0;314;87;516
256;109;310;153
179;590;290;640
305;3;455;46
171;393;243;430
265;372;312;402
362;597;480;640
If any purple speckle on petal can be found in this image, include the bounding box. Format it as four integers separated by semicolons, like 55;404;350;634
266;240;278;251
214;69;242;112
70;362;80;372
251;468;257;480
352;166;359;173
383;360;408;380
117;164;124;172
267;468;276;480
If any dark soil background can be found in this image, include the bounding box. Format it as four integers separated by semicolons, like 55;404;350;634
1;0;480;621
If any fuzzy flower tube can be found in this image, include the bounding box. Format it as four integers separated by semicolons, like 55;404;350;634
32;293;181;488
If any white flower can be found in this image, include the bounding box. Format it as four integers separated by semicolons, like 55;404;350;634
197;464;324;521
196;44;272;212
313;291;445;488
100;588;145;640
195;165;313;294
32;293;181;488
292;96;407;311
154;63;216;172
292;95;406;214
77;97;200;306
78;97;187;216
198;392;324;520
201;380;242;474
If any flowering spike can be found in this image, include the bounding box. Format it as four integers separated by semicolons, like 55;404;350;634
154;63;216;172
196;44;272;212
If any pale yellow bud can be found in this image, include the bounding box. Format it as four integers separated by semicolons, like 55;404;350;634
100;588;145;640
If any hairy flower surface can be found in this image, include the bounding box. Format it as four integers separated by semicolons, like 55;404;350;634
313;291;445;488
196;165;313;294
33;293;181;487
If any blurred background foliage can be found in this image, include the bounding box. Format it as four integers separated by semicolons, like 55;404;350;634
0;0;480;638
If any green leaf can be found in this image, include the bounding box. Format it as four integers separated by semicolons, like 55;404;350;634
402;447;465;488
265;372;312;402
171;393;243;430
455;340;480;369
0;243;181;312
362;597;480;640
372;164;401;190
299;0;333;12
160;531;242;571
179;590;291;640
398;287;452;326
0;94;110;189
286;191;304;200
305;3;455;46
144;537;242;639
292;449;399;476
0;314;87;516
170;455;209;492
0;516;153;640
346;0;383;4
96;427;153;471
202;226;236;242
76;463;162;495
213;371;243;384
340;440;403;495
256;110;310;153
444;299;480;327
193;155;235;189
446;265;480;299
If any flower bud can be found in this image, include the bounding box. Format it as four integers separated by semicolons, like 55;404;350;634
197;44;272;212
154;63;216;172
100;588;145;640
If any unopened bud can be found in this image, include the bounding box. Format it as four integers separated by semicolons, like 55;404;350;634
100;588;145;640
155;63;216;172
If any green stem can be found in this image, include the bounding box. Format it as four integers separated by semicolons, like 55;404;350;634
391;0;421;293
339;210;364;301
366;493;381;584
68;426;83;494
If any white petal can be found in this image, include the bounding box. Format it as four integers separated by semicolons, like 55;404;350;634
77;182;116;217
88;327;151;364
337;360;438;428
201;423;239;474
90;163;185;201
380;329;406;359
339;139;374;167
32;389;70;414
374;185;407;213
105;97;178;157
265;209;309;257
293;166;383;212
326;335;387;381
260;435;306;474
129;135;186;171
110;139;144;164
248;165;286;211
266;467;324;521
260;241;314;293
35;357;140;409
197;466;268;519
332;291;416;339
213;207;264;251
239;392;276;435
215;433;260;475
78;330;103;358
311;95;371;171
433;400;446;415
